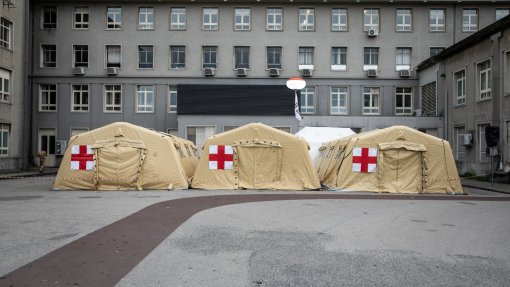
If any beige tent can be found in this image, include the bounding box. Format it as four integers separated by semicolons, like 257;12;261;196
53;122;198;190
191;123;320;190
315;126;463;194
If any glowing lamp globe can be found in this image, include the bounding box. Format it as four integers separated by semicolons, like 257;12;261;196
286;77;306;90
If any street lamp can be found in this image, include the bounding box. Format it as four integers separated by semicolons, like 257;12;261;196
286;77;306;121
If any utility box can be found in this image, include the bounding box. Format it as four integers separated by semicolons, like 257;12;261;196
55;140;67;155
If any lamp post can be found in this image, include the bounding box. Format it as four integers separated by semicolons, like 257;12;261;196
286;77;306;121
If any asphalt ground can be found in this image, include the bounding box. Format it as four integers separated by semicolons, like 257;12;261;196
0;177;509;287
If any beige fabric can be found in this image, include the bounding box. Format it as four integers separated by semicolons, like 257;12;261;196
191;123;320;190
315;126;463;194
53;122;198;190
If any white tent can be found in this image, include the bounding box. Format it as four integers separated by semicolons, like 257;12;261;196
295;127;356;161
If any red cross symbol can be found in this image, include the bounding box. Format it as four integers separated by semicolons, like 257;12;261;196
209;145;234;170
71;145;94;170
352;147;378;173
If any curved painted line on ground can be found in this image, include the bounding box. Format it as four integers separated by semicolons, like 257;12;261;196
1;193;509;286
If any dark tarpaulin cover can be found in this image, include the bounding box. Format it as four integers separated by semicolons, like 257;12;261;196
177;84;298;115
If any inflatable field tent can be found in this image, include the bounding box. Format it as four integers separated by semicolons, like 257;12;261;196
53;122;198;190
295;127;356;161
191;123;321;190
315;126;463;194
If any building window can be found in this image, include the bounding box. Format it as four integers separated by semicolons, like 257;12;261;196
42;6;57;29
396;47;412;70
330;86;348;115
496;8;510;21
138;7;154;30
395;87;413;115
0;18;12;50
463;9;478;32
106;7;122;30
138;45;153;69
299;8;315;31
300;86;315;114
137;85;154;113
73;6;89;29
203;8;219;31
363;47;379;70
73;45;88;68
235;8;250;31
202;46;217;69
396;8;412;32
331;47;347;71
478;60;491;100
168;86;177;113
170;46;185;69
106;45;121;68
72;85;89;112
41;44;56;68
266;8;282;31
299;47;314;67
0;123;9;156
430;47;445;57
266;46;282;69
39;84;57;111
331;8;348;31
454;126;466;161
0;69;10;103
363;8;379;31
429;9;445;32
170;7;186;30
454;69;466;106
478;123;490;162
363;87;380;115
104;84;122;112
234;46;249;69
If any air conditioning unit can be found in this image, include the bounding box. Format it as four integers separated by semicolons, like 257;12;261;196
236;68;247;77
55;140;67;156
204;68;215;76
300;69;312;77
368;29;379;37
268;68;280;77
367;69;378;77
399;69;411;78
72;67;85;75
106;67;118;75
461;133;473;146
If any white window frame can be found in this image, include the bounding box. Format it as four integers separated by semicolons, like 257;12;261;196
330;86;348;115
41;44;56;68
496;8;510;21
170;7;186;30
138;45;154;69
454;69;466;106
203;8;219;31
138;7;154;30
395;87;413;115
453;126;466;161
266;8;283;31
73;6;89;30
168;86;177;113
429;9;445;32
71;84;89;112
39;84;57;112
42;6;57;29
73;45;88;68
0;123;9;156
298;47;314;69
136;85;154;113
363;8;379;31
363;47;379;70
396;8;412;32
202;46;217;69
430;47;445;57
396;47;412;71
0;69;10;103
299;8;315;31
300;86;315;114
234;46;250;69
331;8;348;32
266;46;282;69
105;45;121;68
362;87;380;115
234;8;250;31
104;84;122;112
478;59;491;100
463;9;478;32
478;123;490;162
170;45;185;69
106;7;122;30
0;17;13;50
331;47;347;71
